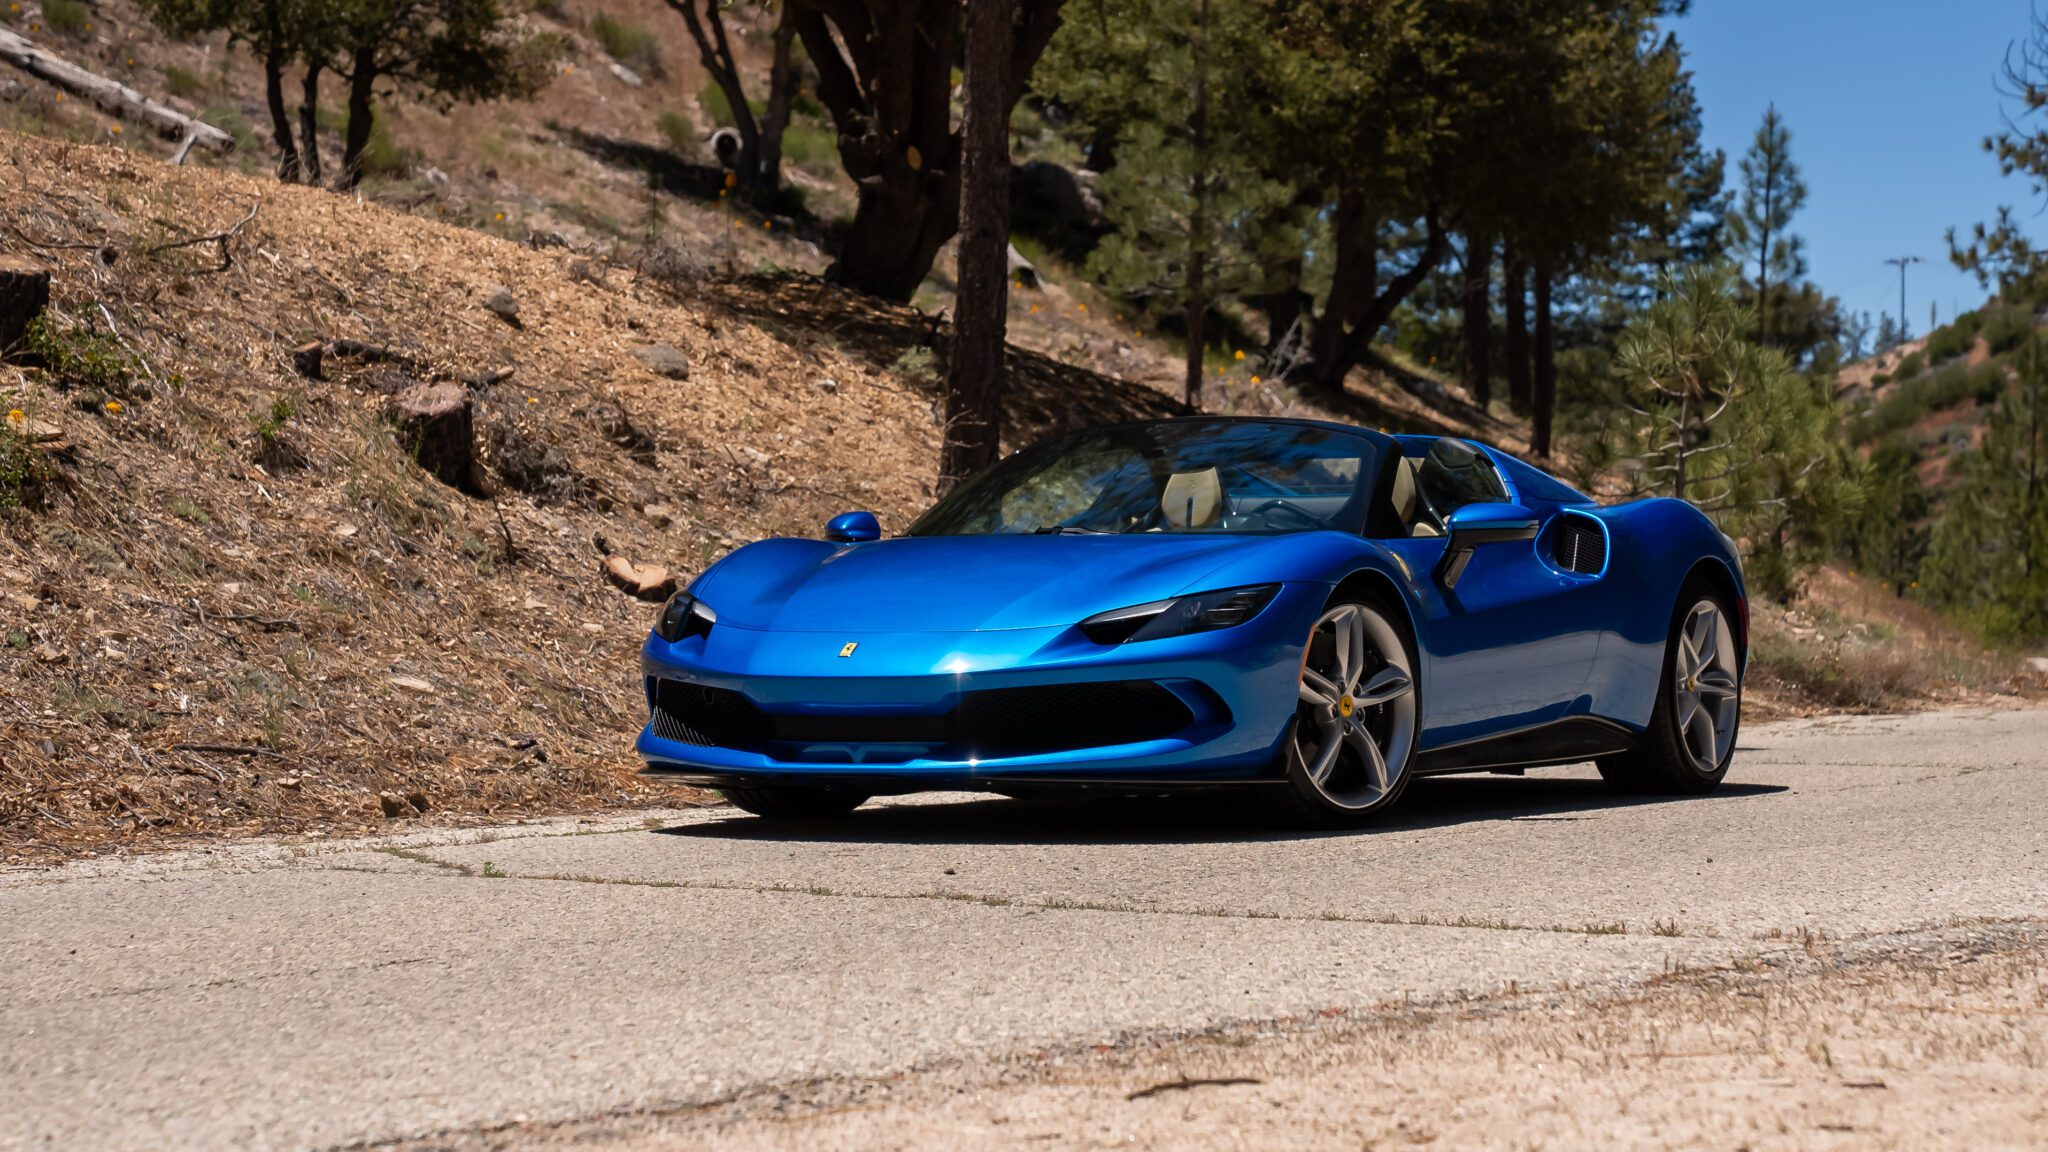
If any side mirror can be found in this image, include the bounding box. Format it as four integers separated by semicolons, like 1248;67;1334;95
825;510;881;544
1435;502;1539;589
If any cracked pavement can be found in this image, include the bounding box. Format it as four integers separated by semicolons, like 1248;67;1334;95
4;707;2046;1150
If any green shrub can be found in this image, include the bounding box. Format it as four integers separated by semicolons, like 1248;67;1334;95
656;110;693;154
1982;305;2034;356
0;420;53;511
1892;351;1923;379
24;318;132;393
162;65;208;100
780;121;837;173
591;14;662;76
42;0;88;34
1923;311;1984;363
698;82;764;128
357;113;418;178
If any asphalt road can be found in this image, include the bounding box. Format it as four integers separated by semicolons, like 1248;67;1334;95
4;706;2046;1150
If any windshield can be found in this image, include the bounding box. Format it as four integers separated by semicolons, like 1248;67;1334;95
907;420;1382;536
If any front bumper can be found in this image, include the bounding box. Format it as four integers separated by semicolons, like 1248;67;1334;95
635;582;1325;788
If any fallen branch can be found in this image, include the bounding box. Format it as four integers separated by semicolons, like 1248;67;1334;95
171;743;288;761
0;29;235;156
1124;1076;1263;1101
145;203;260;270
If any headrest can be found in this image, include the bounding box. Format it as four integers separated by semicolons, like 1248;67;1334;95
1161;468;1223;529
1390;456;1419;520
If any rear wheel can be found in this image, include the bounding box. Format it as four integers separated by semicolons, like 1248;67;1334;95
1598;583;1741;794
720;786;871;819
1259;596;1419;828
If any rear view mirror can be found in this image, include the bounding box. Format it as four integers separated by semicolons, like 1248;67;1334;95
1435;502;1539;589
825;510;881;544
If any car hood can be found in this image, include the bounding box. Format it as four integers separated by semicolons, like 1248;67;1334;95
695;533;1304;633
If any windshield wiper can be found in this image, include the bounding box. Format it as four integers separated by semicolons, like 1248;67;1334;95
1032;525;1111;535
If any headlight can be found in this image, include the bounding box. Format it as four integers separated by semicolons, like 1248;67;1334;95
655;591;717;642
1080;584;1279;645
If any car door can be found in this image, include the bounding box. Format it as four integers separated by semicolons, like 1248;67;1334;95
1379;440;1601;747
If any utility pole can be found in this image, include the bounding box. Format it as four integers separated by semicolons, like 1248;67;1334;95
1884;256;1924;340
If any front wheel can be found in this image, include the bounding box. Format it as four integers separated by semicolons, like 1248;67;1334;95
1598;585;1741;794
720;786;871;819
1259;597;1419;828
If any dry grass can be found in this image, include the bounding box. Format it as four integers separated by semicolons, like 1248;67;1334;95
1746;565;2043;717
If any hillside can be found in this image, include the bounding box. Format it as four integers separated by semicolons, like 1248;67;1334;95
0;129;1171;860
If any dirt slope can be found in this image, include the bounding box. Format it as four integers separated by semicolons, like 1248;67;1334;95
0;130;1196;861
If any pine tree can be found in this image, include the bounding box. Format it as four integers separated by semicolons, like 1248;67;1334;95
1728;104;1809;349
1615;264;1860;597
1924;336;2048;640
1039;0;1287;409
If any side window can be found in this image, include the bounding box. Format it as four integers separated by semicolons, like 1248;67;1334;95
1415;438;1507;519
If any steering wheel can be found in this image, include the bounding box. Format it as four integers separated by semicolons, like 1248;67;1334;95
1247;498;1326;529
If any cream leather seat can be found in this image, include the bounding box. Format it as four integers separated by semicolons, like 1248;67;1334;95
1160;468;1223;529
1390;457;1441;537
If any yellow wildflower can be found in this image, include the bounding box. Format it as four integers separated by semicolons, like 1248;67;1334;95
762;220;771;230
6;409;24;423
1234;350;1244;361
1250;375;1261;385
105;400;123;415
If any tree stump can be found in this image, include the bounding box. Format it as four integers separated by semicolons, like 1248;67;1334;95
0;254;51;356
389;381;481;494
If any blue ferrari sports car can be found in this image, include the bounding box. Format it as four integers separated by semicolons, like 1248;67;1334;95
638;417;1746;825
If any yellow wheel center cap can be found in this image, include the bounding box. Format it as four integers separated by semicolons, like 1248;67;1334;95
1338;695;1355;718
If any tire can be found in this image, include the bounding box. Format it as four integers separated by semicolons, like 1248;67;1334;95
1597;579;1741;795
1257;593;1420;828
719;786;871;818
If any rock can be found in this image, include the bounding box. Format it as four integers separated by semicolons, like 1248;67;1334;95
482;286;523;328
608;61;644;87
630;344;691;380
642;502;676;528
389;675;436;694
387;381;481;494
377;791;411;818
813;377;839;394
34;642;66;664
290;341;324;380
12;416;62;443
0;254;51;356
404;790;431;813
603;555;677;602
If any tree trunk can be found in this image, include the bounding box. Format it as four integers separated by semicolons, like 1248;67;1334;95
670;0;764;192
1184;252;1207;411
1257;249;1305;359
1310;204;1448;393
0;29;235;153
338;45;377;189
757;7;798;195
938;0;1019;494
793;0;1062;303
262;43;301;182
389;381;480;495
1532;262;1556;459
0;254;51;355
299;61;323;185
1183;0;1209;411
1460;228;1493;408
1308;187;1374;383
1504;249;1530;414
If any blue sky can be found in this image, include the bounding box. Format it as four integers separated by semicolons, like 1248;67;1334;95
1680;1;2041;335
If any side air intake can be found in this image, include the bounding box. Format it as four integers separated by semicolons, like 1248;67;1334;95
1555;514;1607;575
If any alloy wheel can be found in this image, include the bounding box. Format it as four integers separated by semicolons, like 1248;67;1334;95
1673;598;1740;774
1292;603;1416;810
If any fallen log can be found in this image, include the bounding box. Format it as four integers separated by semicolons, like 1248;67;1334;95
0;29;235;158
